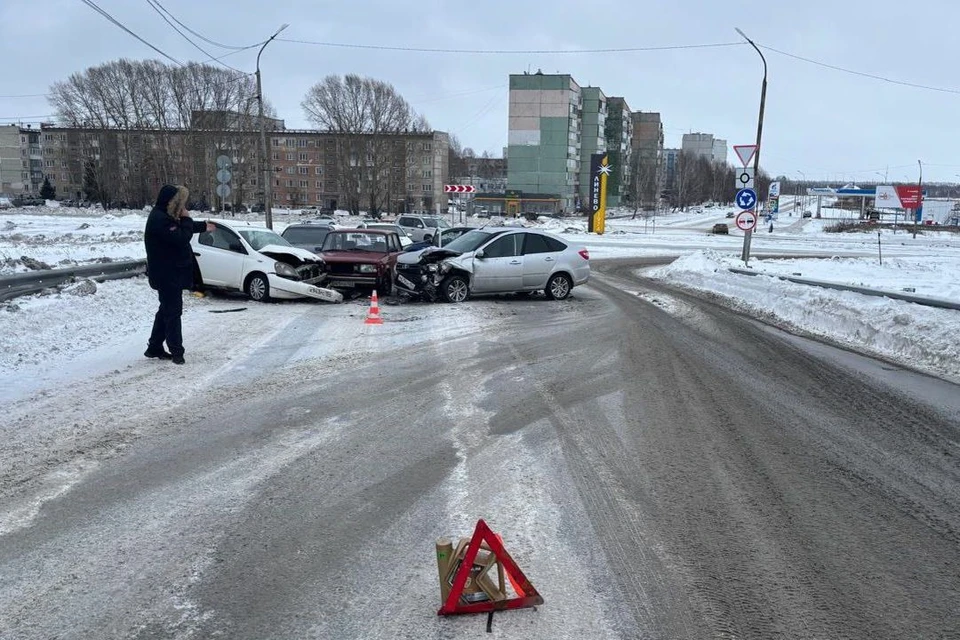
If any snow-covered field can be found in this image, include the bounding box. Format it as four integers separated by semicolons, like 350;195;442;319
2;205;959;393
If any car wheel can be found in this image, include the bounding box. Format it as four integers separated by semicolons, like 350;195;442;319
544;273;572;300
441;274;469;303
246;273;270;302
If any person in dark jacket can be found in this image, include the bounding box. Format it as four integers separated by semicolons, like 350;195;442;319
143;185;213;364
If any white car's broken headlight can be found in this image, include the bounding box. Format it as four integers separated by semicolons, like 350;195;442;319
275;262;299;279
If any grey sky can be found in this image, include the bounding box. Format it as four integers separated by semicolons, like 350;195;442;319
2;0;959;183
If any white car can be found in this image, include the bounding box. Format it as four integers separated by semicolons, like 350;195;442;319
191;219;342;303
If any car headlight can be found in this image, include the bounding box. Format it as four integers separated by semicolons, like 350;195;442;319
358;264;377;273
275;262;299;279
426;263;439;272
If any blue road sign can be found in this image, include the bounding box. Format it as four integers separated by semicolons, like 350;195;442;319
736;188;757;210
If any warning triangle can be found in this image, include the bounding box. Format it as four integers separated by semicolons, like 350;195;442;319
733;144;758;167
438;519;544;616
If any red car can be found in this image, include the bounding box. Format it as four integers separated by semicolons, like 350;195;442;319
319;229;404;294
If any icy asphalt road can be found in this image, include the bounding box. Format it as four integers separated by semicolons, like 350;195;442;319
1;263;959;639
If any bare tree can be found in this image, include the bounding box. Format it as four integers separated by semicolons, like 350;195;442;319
301;74;428;215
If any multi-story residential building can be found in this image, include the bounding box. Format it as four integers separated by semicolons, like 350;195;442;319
681;132;726;164
663;148;680;198
630;112;664;208
507;72;583;213
577;87;607;209
21;126;44;193
36;123;448;213
604;97;632;208
0;125;22;193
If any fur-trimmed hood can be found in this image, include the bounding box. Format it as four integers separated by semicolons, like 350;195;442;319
155;184;189;219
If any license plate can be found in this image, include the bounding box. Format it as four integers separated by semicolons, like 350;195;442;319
329;280;354;288
397;274;416;289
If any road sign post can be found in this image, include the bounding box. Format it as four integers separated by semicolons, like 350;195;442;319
216;155;232;214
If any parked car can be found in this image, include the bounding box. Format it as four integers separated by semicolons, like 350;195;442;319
359;223;415;248
405;226;475;252
396;214;452;242
250;203;265;213
318;229;405;294
280;222;337;253
12;194;45;207
802;211;812;218
394;227;589;303
711;223;729;235
725;212;735;218
191;220;342;303
0;196;12;210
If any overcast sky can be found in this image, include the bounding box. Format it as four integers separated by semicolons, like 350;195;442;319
3;0;959;183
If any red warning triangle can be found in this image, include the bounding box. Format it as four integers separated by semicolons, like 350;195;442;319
438;519;544;615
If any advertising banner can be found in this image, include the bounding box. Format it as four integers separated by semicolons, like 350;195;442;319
588;153;610;234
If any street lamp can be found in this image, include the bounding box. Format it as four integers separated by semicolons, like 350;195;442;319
735;27;767;264
798;170;806;215
257;23;289;230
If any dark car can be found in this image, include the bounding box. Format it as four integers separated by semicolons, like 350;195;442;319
319;229;404;294
802;211;812;218
711;223;729;235
405;226;475;252
280;223;336;254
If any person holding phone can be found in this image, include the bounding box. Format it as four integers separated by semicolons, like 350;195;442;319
143;185;214;364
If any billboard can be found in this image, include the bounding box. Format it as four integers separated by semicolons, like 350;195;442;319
588;153;610;234
874;185;923;209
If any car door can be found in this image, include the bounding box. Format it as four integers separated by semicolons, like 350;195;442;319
195;224;246;287
471;232;524;293
521;232;565;288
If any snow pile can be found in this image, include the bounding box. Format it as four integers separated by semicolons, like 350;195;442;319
649;251;960;381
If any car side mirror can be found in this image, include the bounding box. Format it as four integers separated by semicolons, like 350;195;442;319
475;250;485;259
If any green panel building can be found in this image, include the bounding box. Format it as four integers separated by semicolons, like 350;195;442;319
604;97;632;208
577;87;607;209
507;73;582;213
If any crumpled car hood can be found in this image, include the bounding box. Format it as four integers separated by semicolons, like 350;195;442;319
259;244;322;262
396;247;461;265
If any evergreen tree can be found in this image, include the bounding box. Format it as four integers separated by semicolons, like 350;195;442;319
40;177;56;200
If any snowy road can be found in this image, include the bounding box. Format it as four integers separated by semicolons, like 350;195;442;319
1;264;959;638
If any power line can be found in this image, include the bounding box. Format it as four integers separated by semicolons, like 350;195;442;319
79;0;182;65
145;0;263;51
758;42;960;95
277;38;744;55
143;0;250;75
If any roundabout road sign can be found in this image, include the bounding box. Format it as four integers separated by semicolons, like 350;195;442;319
735;209;758;232
736;188;757;210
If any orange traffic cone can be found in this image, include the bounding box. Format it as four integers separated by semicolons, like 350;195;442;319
364;290;384;325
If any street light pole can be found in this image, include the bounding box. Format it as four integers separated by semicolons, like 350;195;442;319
256;23;289;230
798;170;806;216
735;27;767;264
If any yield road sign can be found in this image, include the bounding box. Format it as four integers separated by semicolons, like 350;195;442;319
735;209;758;231
736;188;757;210
733;144;758;167
735;167;755;189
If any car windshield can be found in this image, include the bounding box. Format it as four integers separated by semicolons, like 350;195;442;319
322;232;390;253
370;224;408;238
282;227;329;244
423;217;451;229
442;229;500;253
237;228;291;251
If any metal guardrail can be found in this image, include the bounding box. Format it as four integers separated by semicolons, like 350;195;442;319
728;267;960;311
0;260;146;302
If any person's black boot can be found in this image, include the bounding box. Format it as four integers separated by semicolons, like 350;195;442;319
171;354;185;365
144;348;172;359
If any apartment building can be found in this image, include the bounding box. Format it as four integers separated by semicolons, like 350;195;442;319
507;72;583;213
604;97;632;207
663;148;680;196
577;87;607;209
681;132;726;164
33;124;449;213
630;112;664;208
0;125;21;193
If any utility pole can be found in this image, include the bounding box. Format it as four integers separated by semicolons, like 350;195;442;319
256;23;289;230
735;28;767;264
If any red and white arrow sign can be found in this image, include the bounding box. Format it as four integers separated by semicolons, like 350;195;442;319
443;185;477;193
